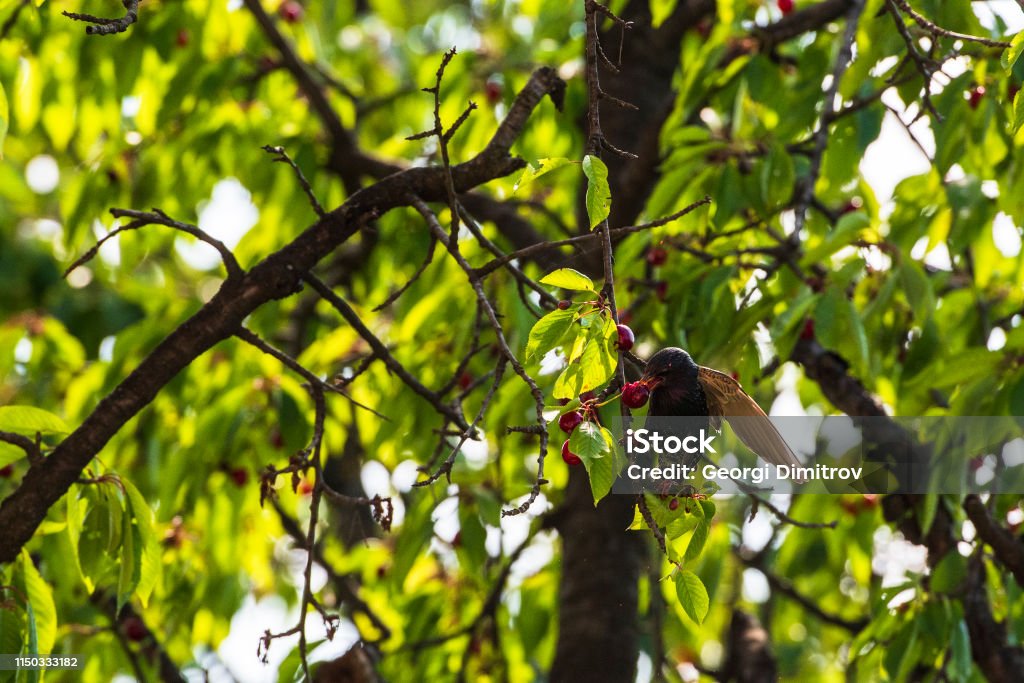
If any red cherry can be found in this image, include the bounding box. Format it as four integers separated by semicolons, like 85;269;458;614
558;411;585;434
621;382;651;409
0;465;13;479
616;324;635;351
968;85;986;109
777;0;794;15
799;319;815;341
229;468;249;487
557;299;572;310
646;247;668;266
175;29;190;47
561;440;582;466
485;81;502;105
279;1;303;23
655;281;669;301
668;498;680;511
123;616;147;642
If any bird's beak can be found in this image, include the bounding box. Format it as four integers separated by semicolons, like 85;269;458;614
639;373;663;390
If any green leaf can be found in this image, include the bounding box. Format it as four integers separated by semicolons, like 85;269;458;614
539;268;595;292
0;406;69;436
950;620;972;680
18;549;56;655
123;479;161;608
0;79;7;159
674;570;710;625
1002;31;1024;73
684;501;714;561
25;600;39;683
578;318;617;393
581;155;611;228
900;261;935;323
514;157;574;192
650;0;680;27
570;422;615;504
117;493;141;611
1013;87;1024;135
525;308;576;359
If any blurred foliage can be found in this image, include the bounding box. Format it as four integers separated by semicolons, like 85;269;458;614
1;0;1024;681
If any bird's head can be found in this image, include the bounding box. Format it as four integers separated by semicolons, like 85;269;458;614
639;347;699;391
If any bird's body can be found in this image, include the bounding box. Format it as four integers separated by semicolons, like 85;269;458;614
641;347;801;470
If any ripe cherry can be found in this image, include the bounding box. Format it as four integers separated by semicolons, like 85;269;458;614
279;1;303;23
668;498;680;511
558;411;584;434
646;247;668;266
123;616;147;642
561;440;582;466
485;81;502;105
229;467;249;487
557;299;572;310
616;324;635;351
621;382;651;409
777;0;794;15
968;85;986;109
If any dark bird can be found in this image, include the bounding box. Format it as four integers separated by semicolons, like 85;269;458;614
639;347;801;469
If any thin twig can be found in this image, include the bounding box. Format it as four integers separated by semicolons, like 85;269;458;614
890;0;1011;49
63;0;139;35
262;145;325;217
65;208;244;281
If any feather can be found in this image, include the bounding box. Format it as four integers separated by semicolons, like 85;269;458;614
697;366;802;469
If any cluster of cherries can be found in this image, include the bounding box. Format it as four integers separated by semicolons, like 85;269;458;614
557;323;653;465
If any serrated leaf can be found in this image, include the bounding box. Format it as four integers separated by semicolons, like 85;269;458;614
514;157;575;192
582;155;611;228
553;361;584;399
0;405;69;435
578;320;617;393
674;570;710;625
525;308;575;359
1002;31;1024;73
570;422;615;504
540;268;595;292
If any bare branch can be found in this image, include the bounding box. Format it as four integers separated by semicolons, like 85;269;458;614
63;0;138;35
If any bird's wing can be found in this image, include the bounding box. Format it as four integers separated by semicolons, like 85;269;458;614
698;366;801;468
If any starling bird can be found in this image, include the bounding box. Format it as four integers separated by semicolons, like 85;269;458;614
639;347;801;469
